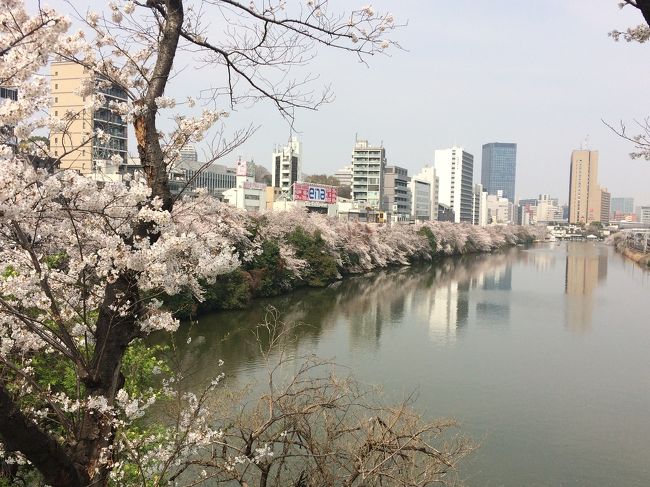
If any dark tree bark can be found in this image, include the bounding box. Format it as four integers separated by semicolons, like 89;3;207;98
0;387;87;487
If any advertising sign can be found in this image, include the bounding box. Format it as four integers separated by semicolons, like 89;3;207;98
293;182;337;204
243;181;266;191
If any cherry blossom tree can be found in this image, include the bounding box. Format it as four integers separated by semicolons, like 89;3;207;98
607;1;650;160
0;1;399;485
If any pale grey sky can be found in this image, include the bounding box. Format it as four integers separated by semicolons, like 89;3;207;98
54;0;650;205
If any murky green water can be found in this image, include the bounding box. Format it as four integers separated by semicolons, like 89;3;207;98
175;242;650;486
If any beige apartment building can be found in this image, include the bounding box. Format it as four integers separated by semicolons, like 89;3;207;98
568;150;602;224
50;60;128;175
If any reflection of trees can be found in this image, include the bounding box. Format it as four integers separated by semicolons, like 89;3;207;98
169;248;528;388
564;243;608;333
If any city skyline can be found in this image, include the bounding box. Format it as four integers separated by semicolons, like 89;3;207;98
132;0;650;206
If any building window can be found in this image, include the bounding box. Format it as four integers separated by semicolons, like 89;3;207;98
54;111;58;116
54;97;58;103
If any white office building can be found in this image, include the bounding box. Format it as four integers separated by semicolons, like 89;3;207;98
434;147;474;223
271;136;302;191
334;164;353;188
223;160;267;212
472;183;488;226
413;165;439;221
351;139;386;210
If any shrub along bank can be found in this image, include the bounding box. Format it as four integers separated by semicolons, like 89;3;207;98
166;209;543;319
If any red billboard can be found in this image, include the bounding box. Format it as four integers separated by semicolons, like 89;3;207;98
293;182;337;204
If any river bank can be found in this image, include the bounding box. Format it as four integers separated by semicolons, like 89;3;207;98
164;211;545;319
608;233;650;267
619;246;650;266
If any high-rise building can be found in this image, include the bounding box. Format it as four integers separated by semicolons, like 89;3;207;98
610;197;634;215
271;136;302;191
351;139;386;210
600;188;611;224
434;147;474;223
383;166;411;219
472;183;488;226
50;60;128;175
568;150;601;224
413;166;439;221
481;142;517;201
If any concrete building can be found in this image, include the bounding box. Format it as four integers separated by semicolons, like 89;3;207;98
486;191;513;224
568;150;601;224
334;164;353;188
481;142;517;201
351;139;386;210
178;144;198;163
272;136;302;192
383;166;411;220
437;203;455;222
50;60;128;175
434;147;474;223
179;160;236;198
472;183;488;226
536;194;563;223
611;197;634;215
640;206;650;224
223;160;267;212
410;178;432;221
600;188;611;224
413;166;439;221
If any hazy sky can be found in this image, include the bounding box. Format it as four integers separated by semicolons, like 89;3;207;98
221;0;650;205
54;0;650;205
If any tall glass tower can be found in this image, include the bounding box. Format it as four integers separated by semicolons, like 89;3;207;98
481;143;517;201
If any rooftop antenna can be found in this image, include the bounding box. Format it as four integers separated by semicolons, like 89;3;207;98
581;135;590;150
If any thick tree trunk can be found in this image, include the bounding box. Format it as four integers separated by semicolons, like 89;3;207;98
68;1;185;483
0;386;88;487
136;0;184;211
72;273;142;485
0;2;185;486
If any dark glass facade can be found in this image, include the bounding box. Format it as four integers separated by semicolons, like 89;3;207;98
481;143;517;201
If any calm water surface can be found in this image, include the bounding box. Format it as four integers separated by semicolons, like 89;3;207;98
176;242;650;486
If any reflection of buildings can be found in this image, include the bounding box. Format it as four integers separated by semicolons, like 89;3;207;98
424;281;468;343
481;266;512;291
471;264;512;324
564;243;608;332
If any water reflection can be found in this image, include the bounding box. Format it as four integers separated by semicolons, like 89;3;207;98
564;242;608;333
157;243;650;487
170;249;527;387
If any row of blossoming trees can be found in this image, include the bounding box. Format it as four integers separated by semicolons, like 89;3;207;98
0;0;538;485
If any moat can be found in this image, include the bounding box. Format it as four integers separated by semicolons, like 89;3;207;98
173;242;650;486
